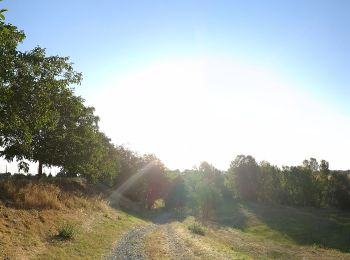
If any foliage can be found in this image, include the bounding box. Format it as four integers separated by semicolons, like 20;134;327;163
0;46;82;164
57;223;76;240
177;162;225;219
327;172;350;209
0;18;120;184
223;155;350;210
257;161;282;204
164;175;188;212
195;180;222;219
226;155;259;201
188;221;205;235
0;0;6;20
113;148;167;209
140;154;167;209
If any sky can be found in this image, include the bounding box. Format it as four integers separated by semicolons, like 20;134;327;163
2;0;350;172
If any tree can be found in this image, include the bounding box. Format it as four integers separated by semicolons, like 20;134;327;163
303;158;319;172
114;150;167;209
165;175;188;213
280;164;319;207
315;159;330;207
140;154;167;209
198;161;225;191
195;179;222;219
60;129;120;184
226;155;259;201
320;160;330;175
0;21;25;150
327;173;350;210
0;0;7;21
257;161;282;204
0;45;82;174
0;20;119;183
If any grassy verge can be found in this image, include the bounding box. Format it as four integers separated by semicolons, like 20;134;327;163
0;177;148;259
0;199;147;259
175;217;250;260
174;202;350;259
216;202;350;252
37;210;147;259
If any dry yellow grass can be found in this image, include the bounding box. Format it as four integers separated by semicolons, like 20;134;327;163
17;183;61;209
144;226;171;260
172;222;247;260
0;198;106;258
0;177;147;259
0;177;91;210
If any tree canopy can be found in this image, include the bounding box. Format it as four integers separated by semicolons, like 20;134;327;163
0;18;119;183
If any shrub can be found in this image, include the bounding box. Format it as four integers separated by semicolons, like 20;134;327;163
58;223;76;240
188;221;205;235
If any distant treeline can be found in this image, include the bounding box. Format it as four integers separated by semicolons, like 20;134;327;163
1;12;349;213
165;157;350;215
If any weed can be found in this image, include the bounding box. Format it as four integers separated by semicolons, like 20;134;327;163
57;223;76;240
188;221;205;235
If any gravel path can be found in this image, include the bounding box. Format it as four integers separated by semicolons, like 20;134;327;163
109;225;157;260
109;213;193;260
165;224;193;260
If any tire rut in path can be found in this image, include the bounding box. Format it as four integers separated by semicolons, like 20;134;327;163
164;224;193;260
109;212;194;260
109;223;194;259
109;225;157;260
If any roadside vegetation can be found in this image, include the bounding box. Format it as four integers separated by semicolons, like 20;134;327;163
187;220;206;236
0;176;148;259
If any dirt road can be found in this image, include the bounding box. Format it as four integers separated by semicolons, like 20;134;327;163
108;214;194;260
109;224;193;260
109;225;157;260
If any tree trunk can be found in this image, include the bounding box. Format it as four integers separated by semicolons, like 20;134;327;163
38;161;43;176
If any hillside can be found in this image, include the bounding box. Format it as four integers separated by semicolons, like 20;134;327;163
113;202;350;259
1;177;349;260
0;177;147;259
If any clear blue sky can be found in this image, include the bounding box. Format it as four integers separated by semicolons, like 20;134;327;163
2;0;350;171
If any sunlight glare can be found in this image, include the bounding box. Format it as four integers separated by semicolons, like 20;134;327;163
89;56;350;170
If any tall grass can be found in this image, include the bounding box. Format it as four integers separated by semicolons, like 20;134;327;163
20;183;61;209
0;177;96;210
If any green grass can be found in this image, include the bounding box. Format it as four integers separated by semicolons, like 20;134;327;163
37;211;148;259
175;218;251;259
216;202;350;252
57;223;76;240
175;202;350;259
188;221;206;235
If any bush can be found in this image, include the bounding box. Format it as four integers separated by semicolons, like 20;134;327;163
188;221;205;235
58;223;76;240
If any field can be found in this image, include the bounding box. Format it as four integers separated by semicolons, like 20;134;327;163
139;202;350;259
177;202;350;259
1;177;349;259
